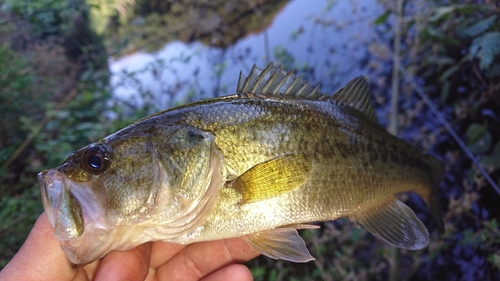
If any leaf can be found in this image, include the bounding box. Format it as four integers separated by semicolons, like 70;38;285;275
469;32;500;70
440;80;450;103
481;143;500;171
374;11;391;25
439;64;461;82
429;6;456;22
460;4;492;14
428;55;456;66
466;123;492;154
423;27;460;46
456;15;497;38
429;4;492;22
486;64;500;78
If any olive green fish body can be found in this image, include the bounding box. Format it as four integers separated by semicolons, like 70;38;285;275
158;96;440;243
38;63;443;265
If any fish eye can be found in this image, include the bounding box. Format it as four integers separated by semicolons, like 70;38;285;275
81;143;112;175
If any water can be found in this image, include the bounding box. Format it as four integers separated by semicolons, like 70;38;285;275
109;0;383;110
107;1;500;280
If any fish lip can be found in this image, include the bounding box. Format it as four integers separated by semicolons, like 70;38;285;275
38;167;109;265
38;168;86;239
38;169;63;228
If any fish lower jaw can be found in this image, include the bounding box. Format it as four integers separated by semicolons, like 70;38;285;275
58;225;142;265
39;170;61;227
62;221;112;259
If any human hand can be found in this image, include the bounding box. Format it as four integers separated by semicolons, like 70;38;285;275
0;213;260;281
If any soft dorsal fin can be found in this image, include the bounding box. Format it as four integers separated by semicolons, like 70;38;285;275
237;63;378;121
330;77;379;122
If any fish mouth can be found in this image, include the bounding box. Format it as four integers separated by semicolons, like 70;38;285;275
38;169;85;240
38;168;110;265
38;169;65;228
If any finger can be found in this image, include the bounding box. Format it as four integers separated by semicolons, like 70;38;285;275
0;213;79;281
155;238;260;281
201;264;253;281
150;241;186;268
94;242;152;281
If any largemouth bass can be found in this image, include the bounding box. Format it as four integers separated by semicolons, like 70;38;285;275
38;63;444;265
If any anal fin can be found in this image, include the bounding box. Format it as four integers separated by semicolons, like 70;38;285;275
244;227;315;263
349;198;429;250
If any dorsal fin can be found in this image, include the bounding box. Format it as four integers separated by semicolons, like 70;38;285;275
237;63;378;121
237;63;322;99
330;76;379;122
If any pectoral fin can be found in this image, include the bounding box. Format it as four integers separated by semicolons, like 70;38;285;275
232;154;311;204
244;227;315;262
349;198;429;250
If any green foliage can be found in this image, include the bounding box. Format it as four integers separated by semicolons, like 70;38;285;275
87;0;135;35
469;31;500;70
1;0;499;279
0;0;112;270
466;123;492;154
460;217;500;269
374;10;391;25
101;0;289;55
273;46;295;71
0;44;39;154
456;15;497;38
488;251;500;270
481;143;500;172
0;186;43;268
418;2;500;88
33;72;112;167
1;0;72;37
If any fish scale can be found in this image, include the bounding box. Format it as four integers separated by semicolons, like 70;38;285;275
38;63;443;265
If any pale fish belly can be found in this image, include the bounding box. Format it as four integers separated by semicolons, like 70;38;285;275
172;161;429;244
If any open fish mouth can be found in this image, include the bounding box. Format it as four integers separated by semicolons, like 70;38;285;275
38;168;112;264
38;169;85;240
38;170;67;229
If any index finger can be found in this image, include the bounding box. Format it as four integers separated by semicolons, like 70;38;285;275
153;238;260;281
94;242;152;281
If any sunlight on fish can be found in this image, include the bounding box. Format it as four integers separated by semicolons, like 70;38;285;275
38;63;444;265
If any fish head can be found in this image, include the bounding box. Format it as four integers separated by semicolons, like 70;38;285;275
38;142;112;264
38;125;223;265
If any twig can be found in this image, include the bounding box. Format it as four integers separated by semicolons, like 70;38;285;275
2;88;78;170
389;0;404;280
250;2;271;64
389;0;403;137
399;66;500;196
464;209;500;237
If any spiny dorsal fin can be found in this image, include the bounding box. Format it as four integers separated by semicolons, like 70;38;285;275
237;63;378;121
237;63;323;99
330;76;379;122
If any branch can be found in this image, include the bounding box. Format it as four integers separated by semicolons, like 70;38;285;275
399;65;500;196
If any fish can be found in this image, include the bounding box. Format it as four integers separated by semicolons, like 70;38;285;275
38;63;444;266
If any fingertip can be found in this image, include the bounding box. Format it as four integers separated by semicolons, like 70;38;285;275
154;238;259;281
201;264;253;281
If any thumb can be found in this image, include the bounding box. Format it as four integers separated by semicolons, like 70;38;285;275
0;213;80;281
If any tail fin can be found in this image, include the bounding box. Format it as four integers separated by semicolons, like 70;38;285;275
426;154;445;234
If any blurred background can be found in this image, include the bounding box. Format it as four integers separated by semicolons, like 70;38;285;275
0;0;499;280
